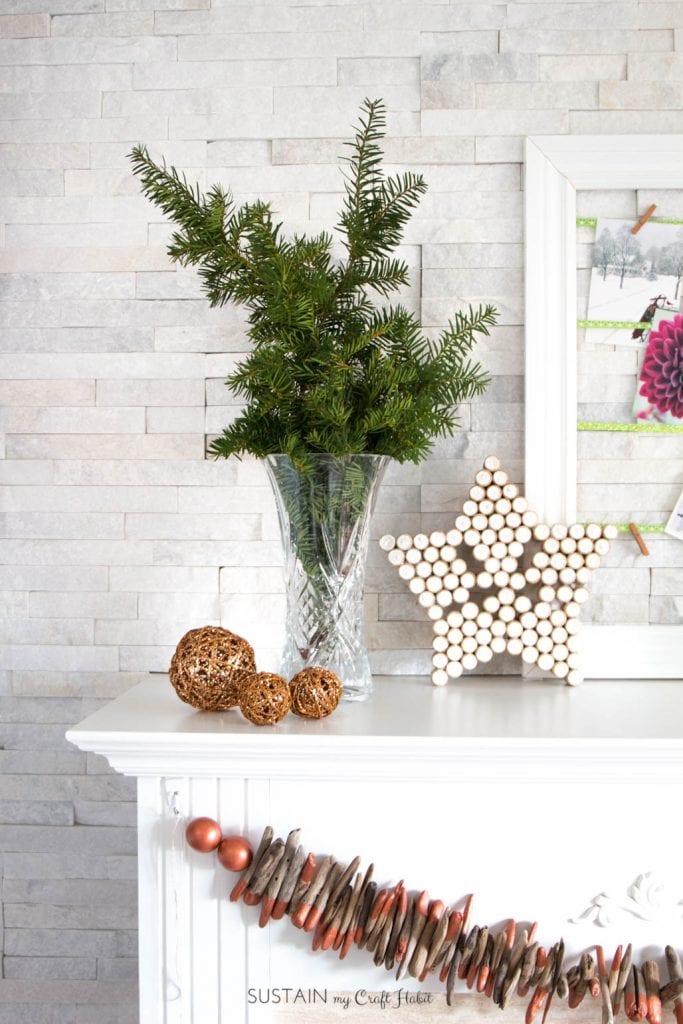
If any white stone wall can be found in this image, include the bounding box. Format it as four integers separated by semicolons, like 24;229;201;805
1;1;683;1017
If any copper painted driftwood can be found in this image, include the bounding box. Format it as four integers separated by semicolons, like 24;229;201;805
188;820;683;1022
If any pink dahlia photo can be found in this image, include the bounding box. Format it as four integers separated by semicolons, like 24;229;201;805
638;314;683;421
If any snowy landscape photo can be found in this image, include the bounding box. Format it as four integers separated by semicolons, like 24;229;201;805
586;217;683;349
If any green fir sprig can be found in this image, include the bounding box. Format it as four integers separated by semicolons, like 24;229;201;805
129;99;495;469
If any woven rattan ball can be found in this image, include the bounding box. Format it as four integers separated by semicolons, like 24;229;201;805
169;626;256;711
239;672;292;726
290;667;343;719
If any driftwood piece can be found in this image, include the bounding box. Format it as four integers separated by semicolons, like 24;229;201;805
319;859;348;929
317;860;346;929
502;929;528;990
477;934;494;993
305;861;342;934
260;828;301;927
526;984;548;1024
355;881;377;944
322;884;352;952
438;909;464;983
394;894;415;974
353;860;374;933
569;952;594;1009
636;966;648;1022
493;921;517;1004
597;946;607;980
500;930;529;1007
323;856;361;927
643;960;661;1024
430;923;455;976
374;890;400;966
288;852;316;915
447;938;463;1008
530;947;548;989
615;944;634;1014
457;924;481;981
230;825;273;902
338;873;364;961
542;939;565;1024
397;891;429;983
526;945;556;1024
422;904;450;980
245;839;285;904
609;946;624;997
314;884;345;952
338;873;362;945
369;886;397;959
581;952;595;981
366;886;398;953
466;926;490;990
385;888;409;971
410;899;444;979
501;963;523;1010
665;946;683;1024
602;977;615;1024
487;928;510;998
360;887;387;949
332;887;353;953
461;894;474;936
625;966;638;1021
272;845;305;920
566;965;581;991
660;979;683;1005
434;909;462;973
291;854;332;928
518;942;540;996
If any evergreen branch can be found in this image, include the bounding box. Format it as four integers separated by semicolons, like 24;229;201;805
129;101;497;467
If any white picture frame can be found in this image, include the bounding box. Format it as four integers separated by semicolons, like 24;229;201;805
524;135;683;679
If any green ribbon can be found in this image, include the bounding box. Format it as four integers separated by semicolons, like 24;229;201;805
578;420;683;433
582;522;666;534
577;217;683;228
577;319;650;330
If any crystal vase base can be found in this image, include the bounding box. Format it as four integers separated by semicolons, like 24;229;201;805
265;454;389;702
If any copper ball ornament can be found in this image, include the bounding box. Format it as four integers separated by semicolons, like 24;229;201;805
239;672;292;726
217;835;253;872
185;816;222;853
290;666;343;719
169;625;256;711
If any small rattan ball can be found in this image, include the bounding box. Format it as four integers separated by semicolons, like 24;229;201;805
290;667;343;719
169;626;256;711
239;672;292;726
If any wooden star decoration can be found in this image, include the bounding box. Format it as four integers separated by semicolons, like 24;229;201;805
379;456;617;687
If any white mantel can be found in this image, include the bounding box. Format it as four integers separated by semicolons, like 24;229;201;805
67;676;683;1024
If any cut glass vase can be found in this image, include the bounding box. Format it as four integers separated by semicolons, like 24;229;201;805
265;454;389;701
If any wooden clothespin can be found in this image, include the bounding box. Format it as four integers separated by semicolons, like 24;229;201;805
629;522;649;556
632;204;656;234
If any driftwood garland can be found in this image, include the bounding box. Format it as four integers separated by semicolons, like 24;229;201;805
187;819;682;1021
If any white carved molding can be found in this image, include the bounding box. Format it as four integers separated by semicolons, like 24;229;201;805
570;872;683;929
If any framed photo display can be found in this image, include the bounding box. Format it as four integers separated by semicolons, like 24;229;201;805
524;135;683;679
